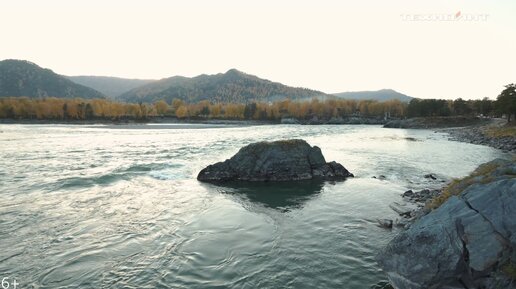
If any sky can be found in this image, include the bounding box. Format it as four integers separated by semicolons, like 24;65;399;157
1;0;515;99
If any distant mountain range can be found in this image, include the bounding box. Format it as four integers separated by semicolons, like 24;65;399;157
118;69;329;104
67;76;155;98
0;59;414;103
332;89;413;102
0;59;104;99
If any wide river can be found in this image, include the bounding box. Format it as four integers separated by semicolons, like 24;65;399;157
0;124;508;289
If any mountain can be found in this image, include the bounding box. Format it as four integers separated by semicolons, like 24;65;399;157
119;69;330;104
0;59;104;99
67;76;155;98
333;89;413;102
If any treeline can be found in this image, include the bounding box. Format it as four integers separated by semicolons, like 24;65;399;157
171;98;407;120
2;84;513;121
0;97;407;120
406;83;515;122
0;98;156;120
406;98;496;118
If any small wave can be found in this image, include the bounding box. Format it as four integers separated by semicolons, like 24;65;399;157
58;174;130;189
149;170;187;180
57;163;186;188
119;163;184;173
122;164;154;172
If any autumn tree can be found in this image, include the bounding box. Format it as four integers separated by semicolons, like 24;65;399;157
172;98;184;112
176;105;189;119
154;100;169;116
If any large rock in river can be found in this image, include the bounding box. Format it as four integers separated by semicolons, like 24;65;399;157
197;139;353;182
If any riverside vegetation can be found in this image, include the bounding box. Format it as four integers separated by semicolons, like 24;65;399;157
1;60;514;124
0;90;514;123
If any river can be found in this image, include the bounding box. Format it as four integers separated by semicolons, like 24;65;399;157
0;124;507;288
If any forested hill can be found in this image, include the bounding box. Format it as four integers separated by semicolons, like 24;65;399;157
0;59;104;99
333;89;413;102
118;69;330;104
67;76;155;98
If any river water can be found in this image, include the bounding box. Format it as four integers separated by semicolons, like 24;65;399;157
0;124;507;289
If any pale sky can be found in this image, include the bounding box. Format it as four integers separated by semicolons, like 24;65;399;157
1;0;515;99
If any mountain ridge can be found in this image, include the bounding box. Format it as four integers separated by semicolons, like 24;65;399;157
333;89;413;102
67;75;155;98
0;59;104;99
0;59;415;103
118;69;331;104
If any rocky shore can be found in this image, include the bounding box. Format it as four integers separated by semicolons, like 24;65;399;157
378;158;516;289
385;117;515;152
376;173;445;231
440;123;516;152
383;116;489;129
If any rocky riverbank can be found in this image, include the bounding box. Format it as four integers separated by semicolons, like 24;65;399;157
385;117;516;152
377;173;446;230
384;116;489;129
439;121;516;152
378;158;516;289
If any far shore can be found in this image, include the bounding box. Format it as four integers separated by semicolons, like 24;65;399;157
1;116;514;152
0;117;277;126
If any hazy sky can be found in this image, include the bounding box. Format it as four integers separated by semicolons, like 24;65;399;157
1;0;515;99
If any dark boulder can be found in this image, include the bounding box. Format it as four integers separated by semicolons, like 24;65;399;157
197;139;353;182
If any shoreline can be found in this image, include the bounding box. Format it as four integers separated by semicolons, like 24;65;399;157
385;116;515;153
0;117;277;126
437;121;515;152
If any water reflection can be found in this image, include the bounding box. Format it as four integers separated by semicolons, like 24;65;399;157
210;180;327;212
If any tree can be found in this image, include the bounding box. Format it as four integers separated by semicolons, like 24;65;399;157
176;105;189;119
85;103;94;119
154;100;169;115
244;102;257;119
496;84;516;122
172;98;184;112
452;98;471;115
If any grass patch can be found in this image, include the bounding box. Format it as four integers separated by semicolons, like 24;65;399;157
484;126;516;138
427;161;501;209
502;261;516;279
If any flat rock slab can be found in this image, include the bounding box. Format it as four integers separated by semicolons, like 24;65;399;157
389;201;418;216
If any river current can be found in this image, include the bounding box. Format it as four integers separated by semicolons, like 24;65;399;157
0;124;507;288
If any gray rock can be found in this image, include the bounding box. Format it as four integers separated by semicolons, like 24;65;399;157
377;177;516;289
389;201;418;216
424;174;437;180
280;118;300;124
377;219;394;229
402;190;414;198
197;139;354;182
394;218;410;228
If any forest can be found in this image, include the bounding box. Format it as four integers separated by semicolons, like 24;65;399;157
0;84;514;122
0;97;407;121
